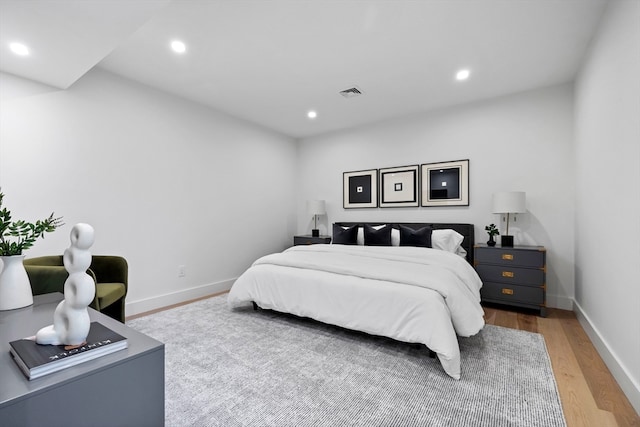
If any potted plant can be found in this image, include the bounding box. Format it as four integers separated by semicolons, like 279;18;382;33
0;189;63;310
484;223;499;247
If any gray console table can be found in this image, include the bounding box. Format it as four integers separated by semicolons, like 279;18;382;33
0;293;165;427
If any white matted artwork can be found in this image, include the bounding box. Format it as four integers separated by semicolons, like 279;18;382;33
343;169;378;208
421;160;469;207
379;165;419;208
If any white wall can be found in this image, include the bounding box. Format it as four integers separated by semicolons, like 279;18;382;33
0;68;298;315
574;0;640;413
298;84;575;309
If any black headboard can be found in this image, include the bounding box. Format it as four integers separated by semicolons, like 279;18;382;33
334;222;475;264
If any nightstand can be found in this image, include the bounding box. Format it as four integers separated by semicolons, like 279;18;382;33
474;244;547;317
293;235;331;245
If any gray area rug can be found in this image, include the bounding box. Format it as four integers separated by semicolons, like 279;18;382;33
128;295;566;427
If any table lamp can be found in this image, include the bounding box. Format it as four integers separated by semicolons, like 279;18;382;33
492;191;526;247
307;200;326;237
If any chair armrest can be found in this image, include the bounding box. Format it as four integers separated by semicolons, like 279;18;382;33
86;268;100;310
89;256;128;294
25;265;69;296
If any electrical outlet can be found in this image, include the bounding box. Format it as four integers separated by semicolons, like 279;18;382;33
178;265;186;277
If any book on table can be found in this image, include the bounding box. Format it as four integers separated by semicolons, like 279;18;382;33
9;322;128;380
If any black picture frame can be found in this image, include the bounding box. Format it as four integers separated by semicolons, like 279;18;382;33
421;159;469;207
379;165;419;208
343;169;378;208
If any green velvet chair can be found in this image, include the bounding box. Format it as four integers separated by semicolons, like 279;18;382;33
24;255;128;323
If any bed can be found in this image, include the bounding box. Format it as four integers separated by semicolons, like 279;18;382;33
227;222;485;379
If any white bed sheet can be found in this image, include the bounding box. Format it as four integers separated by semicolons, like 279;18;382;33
228;245;485;379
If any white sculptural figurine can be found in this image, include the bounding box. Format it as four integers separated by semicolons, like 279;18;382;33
36;223;96;346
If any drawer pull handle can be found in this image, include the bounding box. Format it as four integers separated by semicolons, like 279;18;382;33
502;288;514;295
502;271;514;278
502;254;514;260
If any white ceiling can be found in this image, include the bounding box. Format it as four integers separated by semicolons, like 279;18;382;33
0;0;608;138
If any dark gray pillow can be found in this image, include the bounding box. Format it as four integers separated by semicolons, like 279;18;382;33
332;224;358;245
364;224;392;246
399;225;432;247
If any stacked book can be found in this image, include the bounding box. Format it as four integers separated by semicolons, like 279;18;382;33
9;322;128;380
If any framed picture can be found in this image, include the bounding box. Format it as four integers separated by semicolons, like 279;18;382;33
421;159;469;207
343;169;378;208
379;165;419;208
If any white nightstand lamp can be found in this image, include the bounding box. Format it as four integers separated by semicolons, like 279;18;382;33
492;191;526;247
307;200;326;237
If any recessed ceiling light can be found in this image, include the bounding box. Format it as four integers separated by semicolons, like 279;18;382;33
9;42;29;56
456;69;471;81
307;111;317;119
171;40;186;54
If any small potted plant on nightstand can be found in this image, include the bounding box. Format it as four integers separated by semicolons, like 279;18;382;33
485;224;499;247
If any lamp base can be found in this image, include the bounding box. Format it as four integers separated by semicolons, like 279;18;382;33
501;235;514;247
312;229;320;237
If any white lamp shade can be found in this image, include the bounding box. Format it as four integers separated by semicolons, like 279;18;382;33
492;192;526;213
307;200;326;216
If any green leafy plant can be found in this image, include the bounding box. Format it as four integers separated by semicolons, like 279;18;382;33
0;189;63;256
485;223;500;237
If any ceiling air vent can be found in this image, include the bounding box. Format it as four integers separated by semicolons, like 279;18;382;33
339;87;363;98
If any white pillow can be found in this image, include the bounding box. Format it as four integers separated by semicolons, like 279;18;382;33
431;229;464;253
455;246;468;258
391;228;400;246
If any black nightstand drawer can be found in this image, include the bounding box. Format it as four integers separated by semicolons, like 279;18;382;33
476;264;544;286
481;282;545;305
294;235;331;246
475;247;544;268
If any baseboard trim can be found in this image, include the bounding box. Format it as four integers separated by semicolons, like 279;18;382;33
573;300;640;414
125;278;235;317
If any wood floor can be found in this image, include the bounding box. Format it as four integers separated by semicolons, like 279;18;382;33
129;296;639;426
483;304;639;427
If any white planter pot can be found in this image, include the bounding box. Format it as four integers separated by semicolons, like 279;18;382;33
0;255;34;310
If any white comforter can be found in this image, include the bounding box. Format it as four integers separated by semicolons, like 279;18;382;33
228;244;485;379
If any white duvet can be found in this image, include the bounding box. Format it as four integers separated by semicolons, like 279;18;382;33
228;244;485;379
